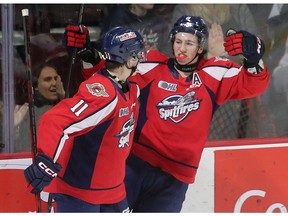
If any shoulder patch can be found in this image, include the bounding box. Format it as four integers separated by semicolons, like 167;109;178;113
86;83;109;97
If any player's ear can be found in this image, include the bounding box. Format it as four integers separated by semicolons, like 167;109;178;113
127;56;138;67
198;47;204;54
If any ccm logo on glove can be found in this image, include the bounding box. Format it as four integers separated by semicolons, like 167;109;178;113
24;153;62;193
38;161;58;178
256;37;262;54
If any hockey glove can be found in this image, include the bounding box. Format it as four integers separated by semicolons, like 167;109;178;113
224;30;265;72
64;24;90;49
63;24;101;66
24;153;62;194
77;47;103;67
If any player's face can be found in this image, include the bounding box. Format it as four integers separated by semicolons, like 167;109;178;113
173;32;203;65
36;66;60;101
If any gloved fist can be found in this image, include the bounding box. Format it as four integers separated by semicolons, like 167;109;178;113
63;24;90;49
77;47;103;67
24;153;62;194
224;30;265;65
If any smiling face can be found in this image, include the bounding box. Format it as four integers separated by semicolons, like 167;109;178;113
173;32;204;65
36;66;60;101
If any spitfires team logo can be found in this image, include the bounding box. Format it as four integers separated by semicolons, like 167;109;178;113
157;91;201;123
86;83;109;97
117;31;137;42
115;112;135;148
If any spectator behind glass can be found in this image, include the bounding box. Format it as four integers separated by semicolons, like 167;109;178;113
99;4;171;55
0;43;28;152
33;63;65;107
266;4;288;136
172;4;257;34
14;62;65;152
171;4;263;140
266;4;288;73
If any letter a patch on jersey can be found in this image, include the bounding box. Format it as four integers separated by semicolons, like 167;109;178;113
86;83;109;97
191;73;202;88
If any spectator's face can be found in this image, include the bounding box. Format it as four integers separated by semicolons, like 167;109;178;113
36;66;59;101
173;32;203;65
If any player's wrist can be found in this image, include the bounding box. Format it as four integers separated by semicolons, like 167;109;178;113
79;48;102;67
244;59;264;74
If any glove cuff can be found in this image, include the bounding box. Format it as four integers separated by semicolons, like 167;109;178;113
244;59;264;74
78;48;102;66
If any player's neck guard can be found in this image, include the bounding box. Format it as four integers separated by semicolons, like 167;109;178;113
105;70;129;93
174;58;199;72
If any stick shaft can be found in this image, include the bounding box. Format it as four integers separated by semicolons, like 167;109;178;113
22;8;37;157
22;8;41;213
65;4;85;98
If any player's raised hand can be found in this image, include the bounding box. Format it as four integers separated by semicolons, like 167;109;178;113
224;30;265;65
63;24;90;49
63;24;102;67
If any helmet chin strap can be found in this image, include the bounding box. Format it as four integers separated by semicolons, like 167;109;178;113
125;62;138;77
119;62;138;93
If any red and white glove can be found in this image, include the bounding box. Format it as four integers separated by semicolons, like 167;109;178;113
64;24;90;48
224;29;265;73
63;24;102;67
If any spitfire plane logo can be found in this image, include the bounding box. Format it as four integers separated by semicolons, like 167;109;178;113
86;83;109;97
157;91;201;123
115;112;135;148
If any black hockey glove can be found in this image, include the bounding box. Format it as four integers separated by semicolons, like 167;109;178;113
24;153;62;194
77;47;103;67
224;30;265;73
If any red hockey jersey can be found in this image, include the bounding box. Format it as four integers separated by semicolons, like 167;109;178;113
37;69;140;204
129;52;270;184
83;50;270;184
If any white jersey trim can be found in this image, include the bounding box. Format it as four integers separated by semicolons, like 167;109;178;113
202;66;242;81
54;97;118;162
137;62;159;75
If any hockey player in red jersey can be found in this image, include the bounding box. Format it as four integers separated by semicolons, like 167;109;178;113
64;15;270;212
23;26;145;212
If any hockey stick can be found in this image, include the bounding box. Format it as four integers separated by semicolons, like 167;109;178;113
64;4;85;98
22;8;42;213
